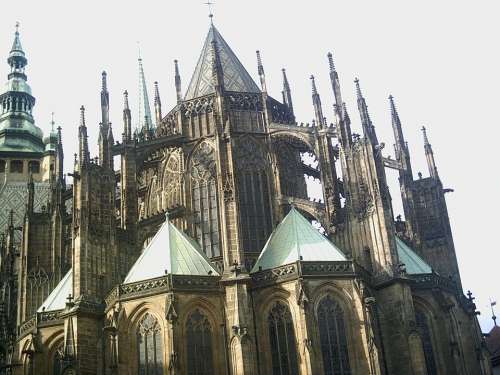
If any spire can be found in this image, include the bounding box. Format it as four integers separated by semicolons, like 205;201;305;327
138;55;153;134
282;68;294;116
174;59;182;103
184;25;259;100
355;78;377;143
389;95;412;174
123;91;132;142
78;106;90;166
101;71;110;126
256;50;267;93
328;52;343;110
154;81;162;126
421;126;438;179
310;75;325;128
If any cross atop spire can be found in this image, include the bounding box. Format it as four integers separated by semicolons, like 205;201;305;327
205;1;215;23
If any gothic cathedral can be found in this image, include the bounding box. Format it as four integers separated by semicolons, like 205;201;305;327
0;21;492;375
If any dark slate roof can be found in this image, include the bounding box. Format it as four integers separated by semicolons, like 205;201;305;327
0;181;51;241
184;25;260;100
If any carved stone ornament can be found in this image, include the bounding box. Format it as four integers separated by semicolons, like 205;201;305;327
295;279;309;310
354;179;374;220
165;292;178;323
190;141;216;184
222;170;234;202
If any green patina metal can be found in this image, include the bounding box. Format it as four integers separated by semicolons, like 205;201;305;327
124;217;220;283
396;237;433;274
251;207;347;272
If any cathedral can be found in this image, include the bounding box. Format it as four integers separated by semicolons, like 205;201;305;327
0;19;493;375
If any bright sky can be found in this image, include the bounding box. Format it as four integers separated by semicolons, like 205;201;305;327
3;0;498;331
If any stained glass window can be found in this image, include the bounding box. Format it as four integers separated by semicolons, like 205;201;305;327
137;313;163;375
186;309;214;375
415;309;437;375
268;302;299;375
317;296;351;375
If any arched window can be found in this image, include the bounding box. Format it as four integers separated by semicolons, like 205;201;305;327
186;309;214;375
137;313;164;375
189;142;220;258
317;295;351;375
268;302;299;375
415;308;437;375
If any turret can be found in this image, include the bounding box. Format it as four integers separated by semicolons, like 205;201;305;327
154;81;162;126
138;56;153;136
422;126;438;179
281;68;294;117
174;59;182;103
389;95;412;175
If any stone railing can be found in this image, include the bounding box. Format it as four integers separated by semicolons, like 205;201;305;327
408;273;459;294
105;274;221;308
300;261;354;276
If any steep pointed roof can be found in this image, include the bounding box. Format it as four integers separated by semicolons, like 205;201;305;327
37;269;72;312
184;25;260;100
124;217;219;283
251;208;347;272
396;237;432;274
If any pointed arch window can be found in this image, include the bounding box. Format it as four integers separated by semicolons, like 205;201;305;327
186;309;214;375
268;302;299;375
317;295;351;375
415;308;437;375
190;142;220;258
137;313;164;375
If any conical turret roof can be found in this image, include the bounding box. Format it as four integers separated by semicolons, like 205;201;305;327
184;24;260;100
251;208;347;272
124;217;219;283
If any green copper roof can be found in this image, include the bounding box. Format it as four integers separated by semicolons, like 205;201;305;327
251;208;347;272
396;237;432;274
38;269;72;312
184;25;260;100
124;217;219;283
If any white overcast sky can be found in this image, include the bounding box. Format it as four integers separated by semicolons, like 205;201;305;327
2;0;498;331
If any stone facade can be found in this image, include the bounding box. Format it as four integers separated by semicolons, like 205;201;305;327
0;22;492;375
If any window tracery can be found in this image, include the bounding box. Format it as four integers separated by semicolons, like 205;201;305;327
186;309;214;375
268;302;299;375
136;313;164;375
53;344;64;375
189;142;220;258
162;149;183;210
317;295;351;375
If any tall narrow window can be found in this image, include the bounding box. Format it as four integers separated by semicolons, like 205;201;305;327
317;296;351;375
186;309;214;375
190;142;220;258
415;308;438;375
235;138;273;255
137;313;163;375
268;302;299;375
28;161;40;174
0;160;5;173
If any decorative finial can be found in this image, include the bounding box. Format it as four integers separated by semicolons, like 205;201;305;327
491;299;497;326
421;126;429;145
123;90;129;109
51;112;55;132
174;59;180;75
137;41;142;61
79;105;85;127
327;52;335;72
354;77;362;99
101;71;107;90
310;75;318;95
256;50;263;67
15;21;20;34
